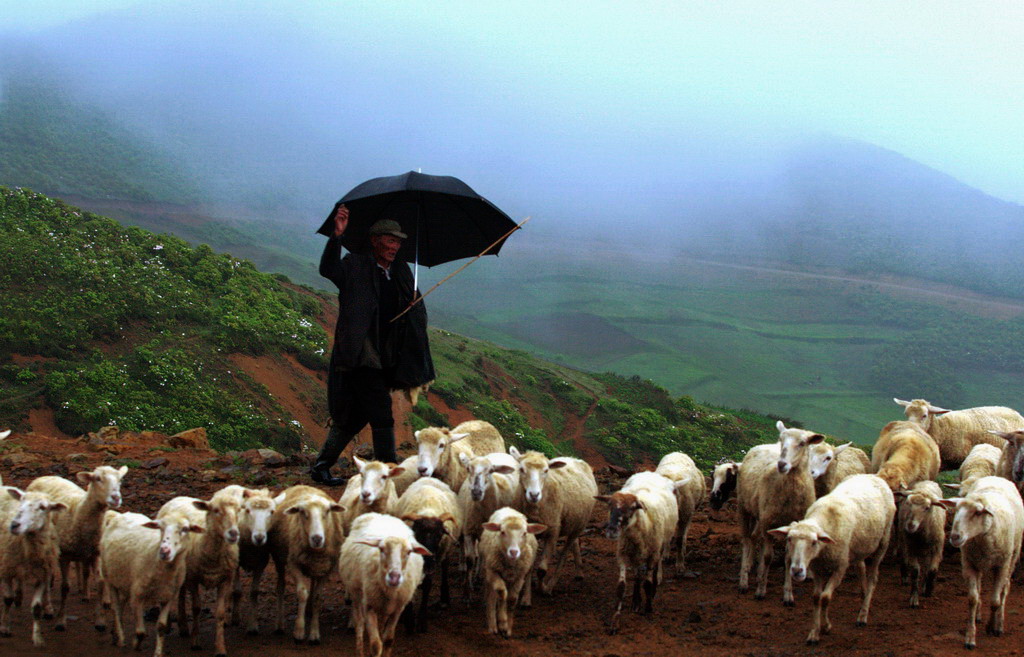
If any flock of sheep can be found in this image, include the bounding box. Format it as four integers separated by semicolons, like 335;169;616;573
2;397;1024;656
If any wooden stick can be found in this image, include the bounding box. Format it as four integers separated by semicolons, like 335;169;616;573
390;216;531;322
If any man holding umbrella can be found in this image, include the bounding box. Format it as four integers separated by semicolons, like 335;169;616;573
310;204;434;486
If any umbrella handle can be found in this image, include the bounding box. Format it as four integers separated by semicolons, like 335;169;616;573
390;216;531;323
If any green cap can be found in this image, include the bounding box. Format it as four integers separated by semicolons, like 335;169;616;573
368;219;408;239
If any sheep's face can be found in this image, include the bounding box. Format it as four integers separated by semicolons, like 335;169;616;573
194;497;241;544
992;431;1024;484
709;462;739;509
595;492;641;540
144;515;203;562
354;456;402;506
77;465;129;508
240;489;277;546
898;492;943;534
414;428;468;477
947;498;993;548
7;489;65;536
483;516;545;561
359;536;431;588
776;421;824;474
461;454;515;502
286;498;343;550
515;453;568;505
895;398;949;431
769;522;832;583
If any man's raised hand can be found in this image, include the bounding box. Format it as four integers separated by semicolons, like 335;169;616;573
333;204;350;238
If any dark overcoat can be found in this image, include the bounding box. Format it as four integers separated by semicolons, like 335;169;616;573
319;237;435;396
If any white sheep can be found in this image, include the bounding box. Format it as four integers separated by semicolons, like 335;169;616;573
393;477;461;632
98;509;203;657
871;421;940;492
339;512;429;657
155;488;241;655
769;474;896;645
339;456;403;533
988;429;1024;492
414;420;506;492
509;446;597;601
937;476;1024;649
267;484;344;644
456;451;519;590
894;398;1023;470
807;441;870;497
708;459;739;510
595;471;680;633
654;451;706;576
390;455;421;497
0;488;66;646
736;421;821;605
219;486;278;632
478;507;545;639
894;480;946;608
26;465;128;630
947;442;1003;495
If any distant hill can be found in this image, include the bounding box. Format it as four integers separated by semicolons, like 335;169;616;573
0;188;777;466
0;75;203;203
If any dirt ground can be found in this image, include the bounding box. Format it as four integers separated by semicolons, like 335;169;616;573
2;443;1023;657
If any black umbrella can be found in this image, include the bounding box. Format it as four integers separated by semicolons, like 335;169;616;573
316;171;519;268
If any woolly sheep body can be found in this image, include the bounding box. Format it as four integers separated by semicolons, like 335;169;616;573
956;443;1003;495
655;452;706;575
871;421;940;491
414;420;505;492
339;458;402;534
478;507;543;639
808;442;870;497
895;480;945;608
895;399;1022;470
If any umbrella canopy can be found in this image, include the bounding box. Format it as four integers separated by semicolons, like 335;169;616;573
316;171;518;267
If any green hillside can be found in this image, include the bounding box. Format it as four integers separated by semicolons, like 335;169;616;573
0;76;202;202
0;188;778;467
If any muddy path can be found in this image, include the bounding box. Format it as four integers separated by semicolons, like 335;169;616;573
1;461;1022;657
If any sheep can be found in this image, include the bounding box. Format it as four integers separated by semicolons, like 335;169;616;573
0;488;66;646
478;507;545;639
736;421;821;605
894;480;946;608
946;442;1003;495
654;451;706;576
393;477;461;632
339;456;403;533
509;446;597;601
456;451;520;590
989;429;1024;492
267;484;344;644
98;509;203;657
414;420;506;492
709;459;739;510
871;421;940;492
768;474;895;645
155;489;241;656
894;398;1023;470
595;472;679;633
390;455;421;497
339;512;429;657
26;465;128;631
937;476;1024;649
218;486;278;632
808;441;871;497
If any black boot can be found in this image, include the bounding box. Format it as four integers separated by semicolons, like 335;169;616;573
371;427;398;465
310;425;352;486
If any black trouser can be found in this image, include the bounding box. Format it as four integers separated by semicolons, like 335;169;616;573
318;366;397;465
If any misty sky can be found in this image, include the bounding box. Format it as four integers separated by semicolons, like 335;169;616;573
2;0;1023;220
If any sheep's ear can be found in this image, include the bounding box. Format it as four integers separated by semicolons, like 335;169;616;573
594;495;612;504
928;405;951;415
527;523;547;535
936;498;960;509
76;471;96;484
632;499;645;511
401;514;420;525
942;483;961;491
273;492;287;506
286;506;303;515
0;429;10;440
448;432;469;444
775;420;787;432
353;455;367;472
728;463;740;475
807;434;825;445
893;398;911;407
816;532;835;544
833;442;852;455
893;490;908;499
459;453;471;468
142;521;160;530
192;500;211;512
356;539;381;549
767;526;790;539
189;524;205;533
414;430;422;441
673;476;691;489
482;522;501;532
549;458;570;469
509;446;522;461
7;487;24;501
388;466;405;478
117;465;129;477
411;543;433;557
329;504;344;513
47;501;68;513
491;464;515;475
439;512;456;526
974;503;992;516
242;488;255;499
988;430;1012;441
